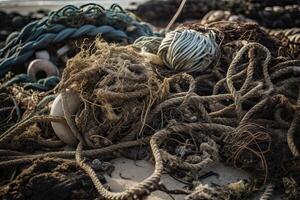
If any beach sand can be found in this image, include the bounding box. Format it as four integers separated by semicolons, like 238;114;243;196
105;157;250;200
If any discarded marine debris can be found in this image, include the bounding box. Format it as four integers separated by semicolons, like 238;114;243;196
0;1;300;200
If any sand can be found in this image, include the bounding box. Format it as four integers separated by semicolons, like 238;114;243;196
105;158;249;200
104;157;283;199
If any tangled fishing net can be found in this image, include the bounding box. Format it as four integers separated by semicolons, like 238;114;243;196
0;1;300;200
57;40;162;147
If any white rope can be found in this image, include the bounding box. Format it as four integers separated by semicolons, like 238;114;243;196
165;0;188;32
158;29;219;73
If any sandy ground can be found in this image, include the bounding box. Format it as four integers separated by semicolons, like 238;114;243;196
105;158;185;200
105;158;282;200
105;158;249;200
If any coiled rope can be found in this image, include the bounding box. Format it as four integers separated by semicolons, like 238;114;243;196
0;3;154;77
134;28;220;73
158;29;219;73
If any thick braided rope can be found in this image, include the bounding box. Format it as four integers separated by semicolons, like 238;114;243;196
2;4;152;52
226;42;272;119
157;123;220;171
1;73;60;91
287;87;300;157
210;82;264;118
0;25;126;76
0;4;154;77
259;183;274;200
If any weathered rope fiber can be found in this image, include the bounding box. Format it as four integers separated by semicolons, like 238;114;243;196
259;183;275;200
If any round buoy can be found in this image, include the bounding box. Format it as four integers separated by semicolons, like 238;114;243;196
50;91;81;146
27;59;59;80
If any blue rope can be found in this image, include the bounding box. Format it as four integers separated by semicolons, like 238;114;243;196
2;74;60;91
0;3;154;77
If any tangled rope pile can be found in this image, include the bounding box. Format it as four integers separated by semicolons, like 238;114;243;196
200;10;300;59
56;41;162;148
0;2;300;200
0;3;153;77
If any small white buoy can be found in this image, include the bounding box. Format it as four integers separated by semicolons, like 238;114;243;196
50;91;81;146
35;50;50;60
57;45;70;63
27;59;59;80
